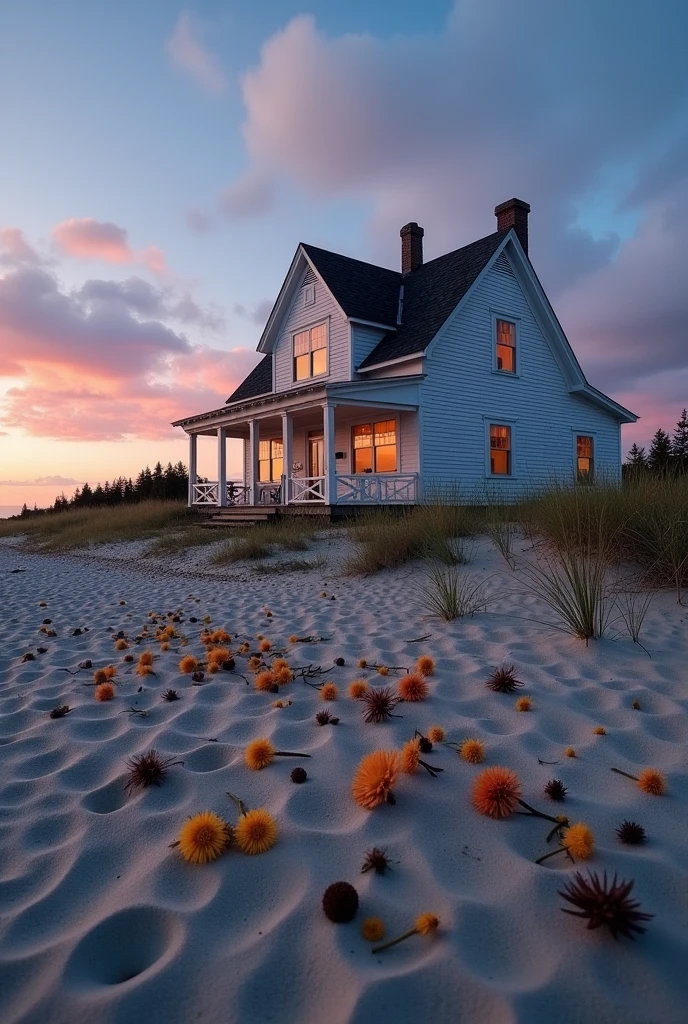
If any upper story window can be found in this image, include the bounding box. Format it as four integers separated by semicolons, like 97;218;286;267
490;424;511;475
259;439;283;482
293;322;327;381
495;318;516;373
352;419;397;473
577;435;594;481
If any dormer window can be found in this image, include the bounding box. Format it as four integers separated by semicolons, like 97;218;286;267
293;322;327;381
495;318;516;373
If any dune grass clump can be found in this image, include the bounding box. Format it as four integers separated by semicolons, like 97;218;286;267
0;500;190;550
420;565;488;621
343;504;475;575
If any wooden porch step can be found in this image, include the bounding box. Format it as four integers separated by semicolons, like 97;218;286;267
201;506;280;528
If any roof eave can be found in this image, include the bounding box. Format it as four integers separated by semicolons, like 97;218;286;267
570;384;638;423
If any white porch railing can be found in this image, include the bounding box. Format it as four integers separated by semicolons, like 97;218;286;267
289;477;326;503
226;482;251;505
335;473;418;503
192;481;219;504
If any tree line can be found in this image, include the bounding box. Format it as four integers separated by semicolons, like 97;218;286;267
16;462;189;517
625;409;688;476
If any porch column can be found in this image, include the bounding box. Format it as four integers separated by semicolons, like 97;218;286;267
187;432;197;506
281;411;293;505
248;419;260;506
323;402;336;505
217;426;227;507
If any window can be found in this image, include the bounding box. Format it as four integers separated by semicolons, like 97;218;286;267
293;322;327;381
490;424;511;475
258;439;283;482
576;435;594;481
495;318;516;373
304;283;316;306
352;419;397;473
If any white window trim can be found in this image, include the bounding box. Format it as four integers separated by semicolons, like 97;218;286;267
291;317;330;384
491;311;521;377
350;413;400;475
483;415;518;479
572;428;597;482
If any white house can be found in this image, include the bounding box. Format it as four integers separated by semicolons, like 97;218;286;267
173;198;637;511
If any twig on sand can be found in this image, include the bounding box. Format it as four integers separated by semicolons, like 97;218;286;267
404;634;433;643
120;706;150;718
537;757;560;765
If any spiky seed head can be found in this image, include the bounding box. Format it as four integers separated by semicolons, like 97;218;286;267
559;870;653;940
316;709;332;725
637;768;665;795
162;689;179;702
616;820;647;845
486;663;524;693
320;682;338;701
361;847;393;875
398;673;429;702
125;749;179;793
544;778;567;801
360;686;400;723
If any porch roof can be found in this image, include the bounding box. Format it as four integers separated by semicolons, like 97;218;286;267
171;375;423;432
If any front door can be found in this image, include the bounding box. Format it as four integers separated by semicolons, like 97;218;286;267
308;433;325;499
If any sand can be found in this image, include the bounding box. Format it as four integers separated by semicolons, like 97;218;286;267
0;533;687;1024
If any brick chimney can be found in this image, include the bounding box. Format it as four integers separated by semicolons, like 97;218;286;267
400;222;424;274
495;198;531;254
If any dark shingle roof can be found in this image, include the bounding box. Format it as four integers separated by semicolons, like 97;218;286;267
226;354;272;404
301;243;401;326
359;231;507;368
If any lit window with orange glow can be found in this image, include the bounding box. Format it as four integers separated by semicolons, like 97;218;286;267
352;420;397;473
490;424;511;475
577;435;594;481
293;322;327;381
496;319;516;373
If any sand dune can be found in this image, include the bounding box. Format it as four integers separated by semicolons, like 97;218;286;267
0;535;687;1024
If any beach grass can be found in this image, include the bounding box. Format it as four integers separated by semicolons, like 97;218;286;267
344;503;476;575
0;501;191;550
211;518;320;565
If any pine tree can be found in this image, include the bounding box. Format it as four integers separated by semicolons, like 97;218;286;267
647;429;673;475
626;443;647;468
671;408;688;474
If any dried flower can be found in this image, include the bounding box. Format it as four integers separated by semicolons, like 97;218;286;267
361;917;385;942
559;871;653;940
471;766;521;819
360;686;401;724
358;658;368;669
125;750;183;793
400;738;421;774
428;726;445;744
244;737;310;770
372;912;439;953
459;738;485;764
254;670;275;692
49;705;71;718
637;768;666;795
322;881;359;923
515;696;533;712
275;666;293;685
93;668;108;685
348;680;369;699
361;847;394;875
485;664;524;693
544;778;567;802
208;647;231;667
104;665;117;680
272;699;292;708
162;689;179;702
234;808;278;855
320;682;338;701
632;699;641;710
271;657;288;671
160;642;170;652
114;638;128;651
316;709;333;725
352;749;400;809
616;820;647;845
593;726;606;735
561;822;595;859
564;747;576;758
259;639;271;653
289;635;298;644
398;673;429;702
415;655;435;677
376;665;389;677
176;811;231;864
179;655;197;674
291;767;307;784
248;655;262;672
95;682;115;702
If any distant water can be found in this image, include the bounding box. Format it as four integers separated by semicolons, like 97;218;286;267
0;506;23;519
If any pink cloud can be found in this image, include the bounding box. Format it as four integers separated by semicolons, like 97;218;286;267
52;217;132;263
0;227;44;267
166;12;227;95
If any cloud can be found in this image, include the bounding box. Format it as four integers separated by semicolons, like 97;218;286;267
0;475;81;486
166;11;227;95
0;228;47;268
77;275;225;331
51;218;168;275
219;170;274;220
233;298;273;327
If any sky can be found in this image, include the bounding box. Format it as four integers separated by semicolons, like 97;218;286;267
1;0;688;512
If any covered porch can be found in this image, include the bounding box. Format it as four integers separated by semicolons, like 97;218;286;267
180;380;421;508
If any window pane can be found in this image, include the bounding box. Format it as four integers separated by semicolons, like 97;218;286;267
258;459;270;481
490;449;510;475
496;320;515;346
271;440;283;458
577;436;593;458
374;419;396;446
353;424;373;449
271;458;283;481
293;331;310;356
310;323;327;350
354;446;373;473
259;440;270;460
577;457;591;476
490;424;511;450
294;353;310;380
311;346;327;376
375;444;397;473
496;343;515;372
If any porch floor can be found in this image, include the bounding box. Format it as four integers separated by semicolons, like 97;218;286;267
198;503;415;527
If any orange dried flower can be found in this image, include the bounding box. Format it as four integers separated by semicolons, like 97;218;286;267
414;912;439;936
351;750;400;810
428;726;445;743
93;668;108;685
376;665;389;676
179;655;197;674
459;738;485;764
254;670;275;692
564;747;576;758
95;682;115;702
593;726;606;735
637;768;665;796
320;682;338;701
138;651;154;667
208;646;230;666
248;656;262;672
361;917;386;942
398;673;429;702
114;638;128;651
400;738;421;774
348;680;369;699
104;665;117;679
177;811;230;864
259;639;271;653
245;738;275;770
271;658;288;671
234;808;278;855
471;766;521;819
515;696;533;712
276;667;293;685
358;658;368;669
561;822;595;860
415;655;435;677
289;635;298;644
207;662;219;674
160;642;169;652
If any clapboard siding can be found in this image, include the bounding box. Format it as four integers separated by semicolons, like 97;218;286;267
420;254;622;497
273;273;350;391
352;324;386;371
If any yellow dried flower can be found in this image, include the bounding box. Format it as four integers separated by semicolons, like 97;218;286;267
459;738;485;764
234;808;278;855
358;658;368;669
564;747;576;758
428;726;445;743
320;682;338;701
376;665;389;677
638;768;666;795
177;811;230;864
414;912;439;935
361;917;386;942
348;680;369;699
515;696;533;712
561;822;595;859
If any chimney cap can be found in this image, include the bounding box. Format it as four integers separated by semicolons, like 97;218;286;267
494;198;531;216
400;222;424;237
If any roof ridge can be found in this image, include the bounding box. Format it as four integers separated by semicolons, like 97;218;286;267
407;229;508;273
301;242;400;278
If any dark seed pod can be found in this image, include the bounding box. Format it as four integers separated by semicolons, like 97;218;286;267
316;710;332;725
269;683;280;694
22;652;35;662
50;705;71;719
291;767;307;784
334;657;345;667
485;664;524;693
544;778;567;802
418;736;433;754
190;617;198;623
79;660;92;670
322;881;359;923
330;716;340;725
192;671;204;683
632;700;641;710
162;689;179;702
559;870;653;940
361;847;394;875
616;820;647;845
